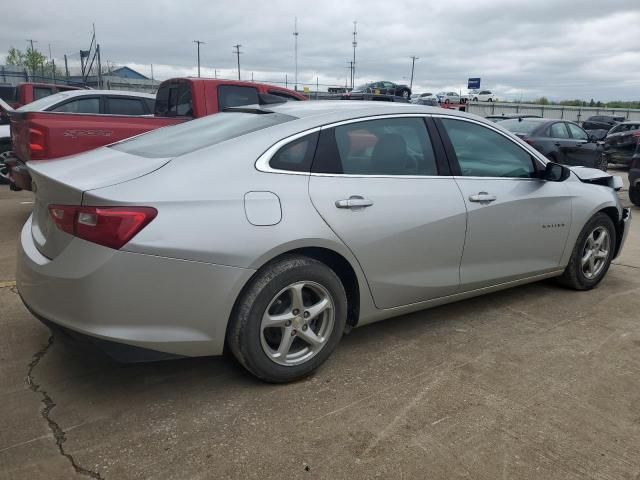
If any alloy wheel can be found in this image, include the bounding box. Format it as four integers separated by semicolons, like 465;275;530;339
581;226;610;280
260;281;335;366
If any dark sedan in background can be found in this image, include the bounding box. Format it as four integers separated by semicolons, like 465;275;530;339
603;121;640;166
630;150;640;206
351;81;411;98
500;118;607;170
582;114;626;131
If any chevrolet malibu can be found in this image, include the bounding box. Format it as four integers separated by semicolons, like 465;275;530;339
17;102;631;383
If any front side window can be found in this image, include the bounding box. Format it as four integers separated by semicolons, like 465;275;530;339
441;118;535;178
218;85;259;109
50;97;100;114
313;117;438;176
567;123;588;141
549;122;570;139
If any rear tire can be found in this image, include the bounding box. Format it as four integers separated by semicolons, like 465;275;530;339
557;213;616;290
0;146;12;185
630;185;640;206
227;255;347;383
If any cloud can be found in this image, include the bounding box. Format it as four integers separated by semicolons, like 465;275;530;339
1;0;639;100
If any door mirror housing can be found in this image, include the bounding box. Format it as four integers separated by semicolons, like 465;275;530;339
543;162;571;182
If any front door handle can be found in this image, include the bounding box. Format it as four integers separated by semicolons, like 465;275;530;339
335;195;374;209
469;192;497;203
554;142;562;147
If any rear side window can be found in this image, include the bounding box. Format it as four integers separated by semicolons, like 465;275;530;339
549;122;570;139
33;87;54;100
269;132;319;172
107;97;147;115
441;118;535;178
50;97;100;114
313;117;438;176
0;86;17;102
218;85;259;109
155;83;192;117
112;111;296;158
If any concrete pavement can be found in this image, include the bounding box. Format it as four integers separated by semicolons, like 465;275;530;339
1;180;639;480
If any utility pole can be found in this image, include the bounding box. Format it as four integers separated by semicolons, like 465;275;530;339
193;40;205;77
150;64;154;81
351;21;357;89
48;44;56;83
64;54;69;80
97;44;102;89
233;44;243;80
293;17;299;91
346;61;354;89
409;56;418;91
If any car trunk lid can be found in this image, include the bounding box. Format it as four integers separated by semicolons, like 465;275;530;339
28;147;170;259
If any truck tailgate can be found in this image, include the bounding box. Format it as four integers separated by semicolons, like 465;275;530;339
10;111;183;162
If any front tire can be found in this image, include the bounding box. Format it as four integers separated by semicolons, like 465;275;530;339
227;255;347;383
630;185;640;206
557;213;616;290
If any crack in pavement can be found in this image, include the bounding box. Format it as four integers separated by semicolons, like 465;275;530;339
26;336;104;480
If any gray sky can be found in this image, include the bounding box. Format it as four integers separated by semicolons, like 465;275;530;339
2;0;640;100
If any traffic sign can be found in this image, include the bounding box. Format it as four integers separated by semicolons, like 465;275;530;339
468;78;481;89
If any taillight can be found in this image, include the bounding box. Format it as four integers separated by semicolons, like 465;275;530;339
28;127;46;159
48;205;157;249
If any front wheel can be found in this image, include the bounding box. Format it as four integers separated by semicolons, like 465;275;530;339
557;213;616;290
630;185;640;206
401;89;410;99
227;255;347;383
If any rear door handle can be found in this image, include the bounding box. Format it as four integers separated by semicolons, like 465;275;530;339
469;192;497;203
554;142;562;147
335;195;374;209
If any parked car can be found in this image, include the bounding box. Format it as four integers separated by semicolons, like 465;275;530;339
412;97;439;107
629;146;640;206
582;115;626;131
7;78;306;190
5;89;155;189
500;118;607;170
471;90;496;102
486;114;541;123
436;92;460;104
17;102;630;383
351;81;411;99
0;82;81;124
410;92;435;103
603;121;640;166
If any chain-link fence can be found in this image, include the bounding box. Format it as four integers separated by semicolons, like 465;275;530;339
467;101;640;122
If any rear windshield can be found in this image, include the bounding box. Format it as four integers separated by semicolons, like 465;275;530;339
111;111;296;158
499;119;543;135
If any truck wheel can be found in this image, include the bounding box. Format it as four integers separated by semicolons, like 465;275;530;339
227;255;347;383
630;185;640;206
0;147;12;185
557;212;616;290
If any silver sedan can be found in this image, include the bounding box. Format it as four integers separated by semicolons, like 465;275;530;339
17;102;631;382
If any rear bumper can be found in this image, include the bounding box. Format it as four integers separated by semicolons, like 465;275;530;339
17;215;255;357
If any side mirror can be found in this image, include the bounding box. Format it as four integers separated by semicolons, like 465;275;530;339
543;162;571;182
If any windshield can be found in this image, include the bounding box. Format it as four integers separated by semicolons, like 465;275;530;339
17;91;79;112
111;111;297;158
499;119;543;135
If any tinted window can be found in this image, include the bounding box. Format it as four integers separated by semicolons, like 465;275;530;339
441;118;534;178
268;90;301;101
0;86;17;102
33;87;53;100
112;112;295;159
500;119;543;135
313;117;437;176
107;97;147;115
567;123;588;141
269;133;319;172
549;122;570;139
218;85;259;109
155;83;192;117
50;97;100;114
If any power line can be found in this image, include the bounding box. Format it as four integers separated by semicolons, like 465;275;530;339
193;40;205;77
233;44;243;80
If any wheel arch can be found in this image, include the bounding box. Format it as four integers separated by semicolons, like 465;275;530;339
598;206;625;258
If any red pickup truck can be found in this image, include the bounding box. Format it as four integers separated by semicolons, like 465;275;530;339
8;78;306;190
